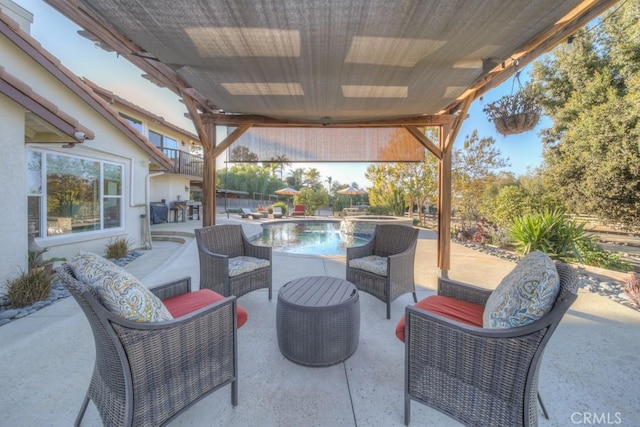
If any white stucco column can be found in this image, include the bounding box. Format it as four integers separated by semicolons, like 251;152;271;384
0;95;27;290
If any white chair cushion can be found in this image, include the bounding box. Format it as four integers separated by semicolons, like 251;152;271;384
69;251;173;322
228;256;271;277
483;251;560;329
348;255;388;276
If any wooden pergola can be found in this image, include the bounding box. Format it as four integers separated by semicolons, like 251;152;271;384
46;0;619;272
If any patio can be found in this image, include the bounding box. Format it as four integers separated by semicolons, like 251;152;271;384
1;215;639;426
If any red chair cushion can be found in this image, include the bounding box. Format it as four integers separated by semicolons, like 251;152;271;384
395;295;484;342
163;289;248;328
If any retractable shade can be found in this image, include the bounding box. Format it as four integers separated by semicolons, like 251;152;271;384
48;0;612;124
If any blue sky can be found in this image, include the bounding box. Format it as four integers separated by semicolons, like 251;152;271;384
16;0;546;188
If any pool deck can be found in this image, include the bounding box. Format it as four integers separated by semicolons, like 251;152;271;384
1;214;639;426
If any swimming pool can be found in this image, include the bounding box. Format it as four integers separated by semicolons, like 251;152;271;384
251;221;369;255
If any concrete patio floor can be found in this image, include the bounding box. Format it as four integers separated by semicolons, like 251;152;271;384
1;215;639;426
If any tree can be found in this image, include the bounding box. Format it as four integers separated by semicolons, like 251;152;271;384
286;168;305;188
217;164;282;198
480;168;561;227
533;2;640;227
365;164;405;215
294;187;329;215
452;130;509;222
303;168;322;189
230;145;258;163
269;154;290;180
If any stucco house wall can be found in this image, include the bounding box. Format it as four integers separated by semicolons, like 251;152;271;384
150;174;191;207
0;93;29;288
0;7;165;288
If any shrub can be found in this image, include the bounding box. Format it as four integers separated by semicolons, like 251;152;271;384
271;201;288;216
28;247;65;273
509;208;587;260
488;227;512;248
624;273;640;307
366;205;393;216
106;237;129;259
452;218;498;245
575;238;631;272
6;268;52;308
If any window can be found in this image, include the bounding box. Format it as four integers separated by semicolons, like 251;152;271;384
27;150;124;237
119;113;143;133
149;130;178;160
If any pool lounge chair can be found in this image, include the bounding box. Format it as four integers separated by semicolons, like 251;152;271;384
291;205;305;217
240;208;262;220
272;207;283;218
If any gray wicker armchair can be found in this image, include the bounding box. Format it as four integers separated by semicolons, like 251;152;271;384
57;265;239;427
346;224;419;319
403;262;579;427
196;224;272;300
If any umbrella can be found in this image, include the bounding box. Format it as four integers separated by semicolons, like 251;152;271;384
337;186;366;207
275;187;300;206
275;187;300;196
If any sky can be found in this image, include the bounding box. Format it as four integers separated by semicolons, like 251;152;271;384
14;0;547;189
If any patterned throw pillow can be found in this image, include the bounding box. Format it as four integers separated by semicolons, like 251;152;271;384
69;251;173;322
483;251;559;329
228;256;270;277
348;255;388;276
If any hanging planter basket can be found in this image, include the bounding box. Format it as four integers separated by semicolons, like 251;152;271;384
483;77;543;136
493;111;540;136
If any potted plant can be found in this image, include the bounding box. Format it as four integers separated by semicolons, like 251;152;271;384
483;82;542;136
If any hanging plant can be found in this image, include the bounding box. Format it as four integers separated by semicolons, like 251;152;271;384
483;71;543;136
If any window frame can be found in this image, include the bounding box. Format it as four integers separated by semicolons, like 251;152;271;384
27;148;126;239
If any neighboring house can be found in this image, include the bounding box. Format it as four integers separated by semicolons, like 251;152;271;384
0;1;200;289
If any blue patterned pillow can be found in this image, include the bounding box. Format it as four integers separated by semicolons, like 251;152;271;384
483;251;559;329
69;251;173;322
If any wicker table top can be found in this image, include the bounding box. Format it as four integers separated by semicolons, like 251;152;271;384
278;276;357;308
277;276;360;366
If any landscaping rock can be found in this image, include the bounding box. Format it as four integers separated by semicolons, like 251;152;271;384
0;309;18;320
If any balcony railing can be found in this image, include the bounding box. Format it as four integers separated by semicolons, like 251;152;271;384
162;148;203;178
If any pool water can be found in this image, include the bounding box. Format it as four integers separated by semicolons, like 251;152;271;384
252;221;369;255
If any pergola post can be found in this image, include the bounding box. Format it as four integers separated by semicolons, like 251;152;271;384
437;124;453;274
437;96;473;275
202;121;217;227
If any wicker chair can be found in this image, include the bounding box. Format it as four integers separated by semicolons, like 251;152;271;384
403;262;579;427
196;224;272;300
57;265;239;427
346;224;419;319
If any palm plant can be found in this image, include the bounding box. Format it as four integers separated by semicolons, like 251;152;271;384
509;208;588;260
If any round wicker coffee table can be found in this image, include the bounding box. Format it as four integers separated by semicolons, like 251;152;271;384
276;276;360;367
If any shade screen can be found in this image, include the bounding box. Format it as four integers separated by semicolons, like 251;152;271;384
228;127;426;162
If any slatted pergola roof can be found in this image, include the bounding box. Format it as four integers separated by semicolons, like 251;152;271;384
45;0;619;270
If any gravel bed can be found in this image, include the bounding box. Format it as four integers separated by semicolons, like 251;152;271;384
0;251;144;326
454;239;639;312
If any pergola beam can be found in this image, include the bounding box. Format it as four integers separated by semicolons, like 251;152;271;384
211;124;254;159
402;125;442;160
45;0;216;114
443;0;621;114
180;90;210;151
202;113;456;128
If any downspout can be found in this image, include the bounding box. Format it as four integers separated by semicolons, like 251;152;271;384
143;171;165;250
